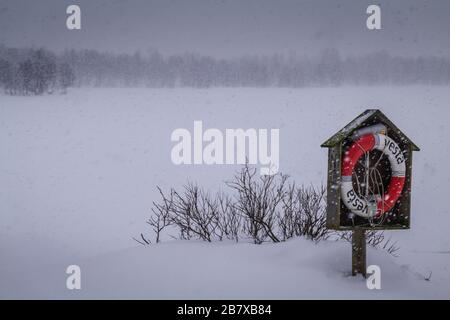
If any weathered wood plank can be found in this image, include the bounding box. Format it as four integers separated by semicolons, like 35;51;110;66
352;229;366;277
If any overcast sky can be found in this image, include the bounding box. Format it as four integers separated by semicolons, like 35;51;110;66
0;0;449;57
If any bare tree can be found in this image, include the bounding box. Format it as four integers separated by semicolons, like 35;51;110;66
58;62;75;94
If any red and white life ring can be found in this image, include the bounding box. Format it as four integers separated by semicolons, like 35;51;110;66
341;133;406;218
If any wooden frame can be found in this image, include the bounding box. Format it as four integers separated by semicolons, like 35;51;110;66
321;109;419;231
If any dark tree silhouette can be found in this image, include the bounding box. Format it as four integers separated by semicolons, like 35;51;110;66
0;58;13;93
1;48;59;95
29;49;57;95
1;44;450;91
58;62;75;93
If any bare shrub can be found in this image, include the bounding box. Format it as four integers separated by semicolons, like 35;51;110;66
381;236;400;257
137;164;398;256
296;185;329;241
279;184;329;242
146;187;173;243
213;193;241;242
278;183;299;241
132;233;151;245
340;230;400;257
227;164;287;244
169;183;219;242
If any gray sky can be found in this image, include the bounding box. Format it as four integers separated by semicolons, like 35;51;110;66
0;0;449;57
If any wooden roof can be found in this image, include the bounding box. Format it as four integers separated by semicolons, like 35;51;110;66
321;109;420;151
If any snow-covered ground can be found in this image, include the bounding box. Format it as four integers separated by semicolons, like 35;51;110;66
2;238;449;299
1;86;449;299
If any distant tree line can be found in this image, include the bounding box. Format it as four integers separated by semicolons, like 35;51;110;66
61;48;450;87
1;45;450;92
0;46;74;95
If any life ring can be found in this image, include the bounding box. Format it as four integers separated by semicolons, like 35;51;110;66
341;133;406;218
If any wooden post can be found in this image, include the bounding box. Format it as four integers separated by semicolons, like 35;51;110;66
352;229;366;277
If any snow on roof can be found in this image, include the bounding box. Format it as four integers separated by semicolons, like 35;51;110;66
321;109;420;151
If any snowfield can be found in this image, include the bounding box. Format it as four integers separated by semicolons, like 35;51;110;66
2;238;449;299
1;86;450;299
